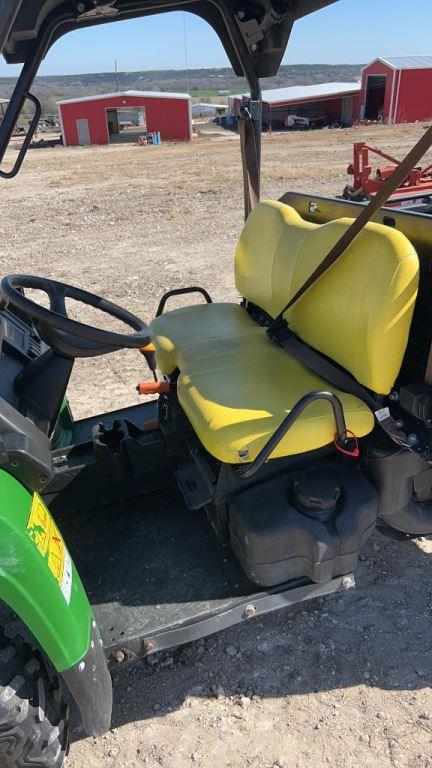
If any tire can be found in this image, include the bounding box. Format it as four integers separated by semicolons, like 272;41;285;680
0;630;69;768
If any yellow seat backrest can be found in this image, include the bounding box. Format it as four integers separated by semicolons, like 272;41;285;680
234;200;316;318
287;218;419;395
234;201;418;395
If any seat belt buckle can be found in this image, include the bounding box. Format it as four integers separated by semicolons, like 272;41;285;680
267;317;292;345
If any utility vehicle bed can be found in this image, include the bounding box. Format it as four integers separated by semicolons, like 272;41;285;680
57;488;351;663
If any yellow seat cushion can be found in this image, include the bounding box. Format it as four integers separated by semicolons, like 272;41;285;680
178;334;374;464
151;302;263;375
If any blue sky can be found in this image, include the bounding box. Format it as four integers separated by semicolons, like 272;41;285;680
1;0;432;76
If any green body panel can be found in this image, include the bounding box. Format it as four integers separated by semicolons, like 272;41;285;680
52;397;74;449
0;470;92;671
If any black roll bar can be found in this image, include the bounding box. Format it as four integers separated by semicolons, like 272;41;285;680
0;44;45;169
0;5;71;170
0;92;41;179
0;1;262;216
231;390;350;480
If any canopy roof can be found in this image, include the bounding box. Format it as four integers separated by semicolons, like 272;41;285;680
1;0;339;77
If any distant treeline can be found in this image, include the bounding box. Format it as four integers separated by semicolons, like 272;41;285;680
0;63;362;116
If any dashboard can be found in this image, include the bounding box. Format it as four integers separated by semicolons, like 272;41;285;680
0;308;45;408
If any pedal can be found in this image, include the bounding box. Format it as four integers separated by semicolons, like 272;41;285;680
174;462;214;510
174;440;217;510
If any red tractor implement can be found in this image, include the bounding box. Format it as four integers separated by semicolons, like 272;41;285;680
343;141;432;205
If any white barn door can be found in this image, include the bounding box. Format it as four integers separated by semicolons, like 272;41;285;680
76;118;90;146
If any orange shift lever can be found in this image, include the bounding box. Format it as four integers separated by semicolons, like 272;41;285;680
140;343;158;381
140;343;156;354
137;381;171;395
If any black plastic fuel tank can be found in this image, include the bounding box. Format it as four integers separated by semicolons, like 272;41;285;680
228;461;378;587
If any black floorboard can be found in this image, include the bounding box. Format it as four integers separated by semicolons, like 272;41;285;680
58;486;258;651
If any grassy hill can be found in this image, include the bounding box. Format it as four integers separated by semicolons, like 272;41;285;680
0;64;363;115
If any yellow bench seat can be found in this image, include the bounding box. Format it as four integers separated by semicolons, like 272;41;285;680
150;200;418;465
177;334;374;464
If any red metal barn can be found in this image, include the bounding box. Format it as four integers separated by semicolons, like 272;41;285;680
359;57;432;124
58;91;192;146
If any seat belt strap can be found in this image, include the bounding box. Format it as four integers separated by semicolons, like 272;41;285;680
238;106;260;219
265;126;432;450
269;320;381;410
268;321;406;444
271;122;432;325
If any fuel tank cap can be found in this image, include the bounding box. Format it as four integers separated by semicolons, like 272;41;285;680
293;471;341;521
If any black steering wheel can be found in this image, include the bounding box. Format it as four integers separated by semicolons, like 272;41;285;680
0;275;151;358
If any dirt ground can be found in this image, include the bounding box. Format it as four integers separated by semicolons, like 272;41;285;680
2;123;432;767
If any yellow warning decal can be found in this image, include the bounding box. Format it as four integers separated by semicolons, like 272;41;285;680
27;493;72;604
27;493;50;557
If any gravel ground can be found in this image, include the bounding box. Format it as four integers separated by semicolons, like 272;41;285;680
2;123;432;767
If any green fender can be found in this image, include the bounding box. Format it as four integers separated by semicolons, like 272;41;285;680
0;469;91;672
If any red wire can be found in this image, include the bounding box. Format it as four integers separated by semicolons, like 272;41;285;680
333;429;359;458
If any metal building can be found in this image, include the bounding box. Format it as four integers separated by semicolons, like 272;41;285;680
230;82;361;129
57;90;192;146
230;56;432;129
359;56;432;125
191;103;227;118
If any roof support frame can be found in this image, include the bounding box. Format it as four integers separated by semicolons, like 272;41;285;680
0;5;71;168
0;0;262;219
0;1;340;201
205;0;262;213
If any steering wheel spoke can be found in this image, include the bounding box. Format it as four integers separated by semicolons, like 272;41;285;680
0;275;150;359
47;282;67;316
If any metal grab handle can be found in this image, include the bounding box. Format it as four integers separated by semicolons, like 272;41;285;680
0;92;41;179
231;390;349;480
156;287;212;317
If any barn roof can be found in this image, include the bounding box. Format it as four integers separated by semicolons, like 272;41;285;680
192;103;228;109
57;90;190;106
232;81;360;106
378;55;432;70
261;81;360;104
